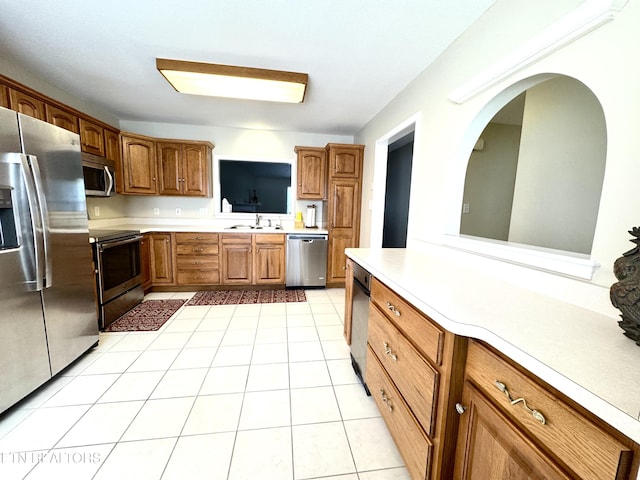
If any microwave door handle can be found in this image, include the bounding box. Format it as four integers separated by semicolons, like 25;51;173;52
20;154;45;291
104;165;113;196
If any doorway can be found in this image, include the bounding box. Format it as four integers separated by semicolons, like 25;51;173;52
382;132;414;248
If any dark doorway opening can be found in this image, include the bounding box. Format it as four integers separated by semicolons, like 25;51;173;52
382;132;414;248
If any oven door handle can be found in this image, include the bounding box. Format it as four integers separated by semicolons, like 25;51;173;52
98;235;143;251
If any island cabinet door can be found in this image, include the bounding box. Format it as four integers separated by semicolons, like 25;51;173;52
453;382;572;480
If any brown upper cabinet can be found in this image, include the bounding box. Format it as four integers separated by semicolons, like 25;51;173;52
45;104;79;134
295;146;327;200
0;85;8;108
9;89;45;120
79;118;105;156
327;143;363;178
157;141;212;197
120;133;158;195
104;128;121;163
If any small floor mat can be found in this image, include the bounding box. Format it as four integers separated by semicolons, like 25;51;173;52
186;289;307;306
104;299;186;332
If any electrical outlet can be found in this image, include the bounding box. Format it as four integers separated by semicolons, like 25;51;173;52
175;207;182;216
153;208;159;216
94;206;100;217
462;203;470;214
199;207;209;216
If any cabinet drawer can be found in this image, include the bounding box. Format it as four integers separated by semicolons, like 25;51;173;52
254;233;285;244
466;340;634;480
175;232;219;244
176;244;219;256
368;303;439;436
366;347;432;480
177;270;220;284
371;278;444;366
222;234;252;244
176;256;219;270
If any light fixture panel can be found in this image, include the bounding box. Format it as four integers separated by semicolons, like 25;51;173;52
157;58;307;103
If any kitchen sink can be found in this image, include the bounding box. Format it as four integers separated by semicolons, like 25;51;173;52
225;224;283;230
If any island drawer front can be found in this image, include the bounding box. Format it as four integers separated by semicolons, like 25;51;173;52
371;277;444;366
466;340;634;480
369;303;439;436
177;270;220;284
175;232;219;243
366;347;432;480
254;233;285;244
176;244;219;256
176;256;219;270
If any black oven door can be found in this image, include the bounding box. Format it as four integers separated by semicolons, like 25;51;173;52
96;235;143;304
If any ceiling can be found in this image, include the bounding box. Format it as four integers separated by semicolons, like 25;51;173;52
0;0;495;135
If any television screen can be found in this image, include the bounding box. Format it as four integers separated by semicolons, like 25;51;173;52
218;159;292;214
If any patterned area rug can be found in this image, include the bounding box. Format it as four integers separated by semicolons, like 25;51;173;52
186;289;307;306
104;299;186;332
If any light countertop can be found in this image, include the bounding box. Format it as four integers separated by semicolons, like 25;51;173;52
87;218;328;235
345;247;640;444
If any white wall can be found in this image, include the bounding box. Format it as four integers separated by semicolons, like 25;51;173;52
508;77;606;253
355;0;640;307
460;122;521;240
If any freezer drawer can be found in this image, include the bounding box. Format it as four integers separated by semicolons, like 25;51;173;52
286;234;328;287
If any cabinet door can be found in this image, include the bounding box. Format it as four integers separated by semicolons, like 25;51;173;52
149;233;174;284
9;89;45;120
183;144;210;196
45;104;79;133
140;233;152;290
121;135;157;194
296;147;326;199
221;244;252;284
0;85;8;108
328;144;362;178
104;129;121;163
79;118;105;156
327;179;360;284
157;142;182;195
254;243;285;284
454;383;572;480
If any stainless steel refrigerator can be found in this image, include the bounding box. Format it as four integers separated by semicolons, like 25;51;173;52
0;106;98;413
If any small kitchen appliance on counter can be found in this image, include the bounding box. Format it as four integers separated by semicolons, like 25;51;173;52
305;204;317;228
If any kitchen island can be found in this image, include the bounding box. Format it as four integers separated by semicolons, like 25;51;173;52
346;246;640;479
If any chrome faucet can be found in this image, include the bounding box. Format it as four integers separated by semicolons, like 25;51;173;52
255;214;262;226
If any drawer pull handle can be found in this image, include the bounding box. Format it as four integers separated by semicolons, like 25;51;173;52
379;389;393;412
386;302;401;317
383;342;397;361
495;380;546;425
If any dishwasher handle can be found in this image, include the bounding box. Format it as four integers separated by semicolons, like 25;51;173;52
287;234;328;241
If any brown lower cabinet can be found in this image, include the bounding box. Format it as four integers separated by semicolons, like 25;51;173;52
148;233;174;285
358;273;640;480
140;232;286;289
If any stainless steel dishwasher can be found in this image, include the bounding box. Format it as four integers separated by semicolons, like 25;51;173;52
350;262;371;395
286;234;328;288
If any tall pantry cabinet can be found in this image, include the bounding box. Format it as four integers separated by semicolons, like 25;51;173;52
325;144;364;286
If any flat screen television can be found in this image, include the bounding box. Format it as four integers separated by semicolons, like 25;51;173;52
218;158;293;214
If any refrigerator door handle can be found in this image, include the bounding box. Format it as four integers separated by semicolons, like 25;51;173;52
20;154;45;291
24;155;52;289
104;165;114;196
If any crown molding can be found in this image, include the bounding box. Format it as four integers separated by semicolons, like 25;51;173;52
449;0;629;104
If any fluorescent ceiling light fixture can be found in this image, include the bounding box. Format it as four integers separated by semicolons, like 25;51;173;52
156;58;308;103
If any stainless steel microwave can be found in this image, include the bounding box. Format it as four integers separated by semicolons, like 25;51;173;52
82;153;115;197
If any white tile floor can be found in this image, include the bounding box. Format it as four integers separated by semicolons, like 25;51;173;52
0;289;410;480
